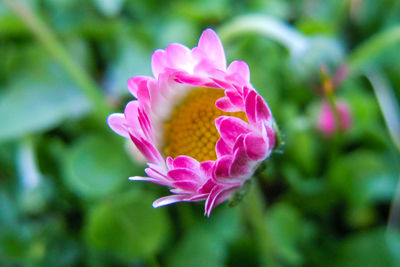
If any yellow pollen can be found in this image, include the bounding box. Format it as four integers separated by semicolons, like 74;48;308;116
163;87;247;162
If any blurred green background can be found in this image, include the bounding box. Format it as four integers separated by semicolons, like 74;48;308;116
1;0;400;266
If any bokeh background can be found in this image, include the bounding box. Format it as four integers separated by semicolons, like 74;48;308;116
1;0;400;266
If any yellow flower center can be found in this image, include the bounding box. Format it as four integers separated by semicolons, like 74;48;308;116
163;87;247;162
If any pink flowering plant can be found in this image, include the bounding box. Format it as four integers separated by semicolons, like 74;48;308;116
108;29;277;216
318;100;352;136
316;66;353;137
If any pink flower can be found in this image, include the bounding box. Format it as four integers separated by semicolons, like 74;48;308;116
317;100;352;136
107;29;276;216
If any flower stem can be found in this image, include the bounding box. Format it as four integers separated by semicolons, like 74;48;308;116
243;180;278;266
326;92;343;134
3;0;112;123
320;66;343;136
348;25;400;76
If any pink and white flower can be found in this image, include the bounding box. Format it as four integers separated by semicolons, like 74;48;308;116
317;100;352;136
107;29;276;216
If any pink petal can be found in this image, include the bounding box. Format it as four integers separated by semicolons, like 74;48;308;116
205;185;238;217
204;185;222;216
137;107;153;140
205;186;239;217
188;193;209;201
245;90;257;124
213;155;233;182
145;167;169;180
318;101;335;134
166;43;192;69
242;85;251;98
124;101;140;130
107;113;129;138
129;176;170;186
216;116;251;147
256;94;271;122
127;76;150;98
244;133;268;161
216;96;242;112
193;58;219;74
147;78;162;107
227;60;250;81
266;126;276;151
198;178;215;193
210;78;234;90
129;134;163;164
151;49;167;78
197;29;226;70
137;80;151;109
166;157;174;170
318;100;352;135
230;145;252;177
155;72;172;99
153;195;189;208
172;156;200;170
216;138;232;157
172;181;199;191
215;116;224;129
337;101;352;130
200;161;214;179
226;90;244;109
174;72;207;86
168;168;202;182
232;134;245;153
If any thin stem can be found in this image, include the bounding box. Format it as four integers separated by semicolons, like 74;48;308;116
3;0;112;123
326;93;342;133
348;25;400;76
243;180;278;267
320;66;343;137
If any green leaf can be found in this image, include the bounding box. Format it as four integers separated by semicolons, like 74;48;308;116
105;38;151;97
166;206;241;267
348;26;400;75
363;173;398;202
63;134;138;199
286;129;318;176
387;230;400;263
266;203;307;265
85;190;170;260
174;0;229;22
327;150;387;206
283;164;325;195
92;0;125;17
167;228;225;267
0;77;89;142
331;228;398;267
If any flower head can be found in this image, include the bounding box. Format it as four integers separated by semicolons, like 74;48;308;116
108;29;276;216
317;100;352;136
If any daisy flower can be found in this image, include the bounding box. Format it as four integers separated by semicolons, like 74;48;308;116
108;29;276;216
